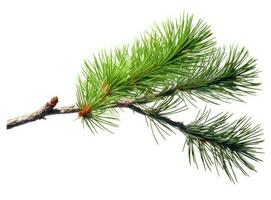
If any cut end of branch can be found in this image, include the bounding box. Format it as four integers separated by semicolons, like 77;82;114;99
50;96;58;108
42;96;59;115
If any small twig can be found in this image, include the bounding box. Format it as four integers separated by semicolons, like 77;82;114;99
7;97;79;129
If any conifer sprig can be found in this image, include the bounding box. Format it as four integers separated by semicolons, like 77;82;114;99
77;14;216;112
75;14;262;182
5;14;262;182
119;102;262;182
182;108;262;182
176;47;260;104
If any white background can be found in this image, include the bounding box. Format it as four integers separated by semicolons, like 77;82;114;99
1;0;270;199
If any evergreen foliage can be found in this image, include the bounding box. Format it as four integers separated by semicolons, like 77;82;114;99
76;14;262;182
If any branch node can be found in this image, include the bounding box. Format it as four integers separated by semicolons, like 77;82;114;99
79;105;92;117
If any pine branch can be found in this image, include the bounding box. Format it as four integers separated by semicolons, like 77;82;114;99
6;96;263;182
73;15;263;182
6;14;263;182
118;102;262;183
182;109;262;182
